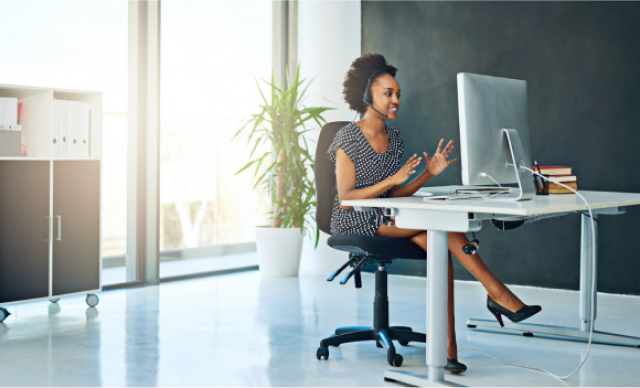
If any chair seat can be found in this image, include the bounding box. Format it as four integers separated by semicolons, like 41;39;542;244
328;234;426;260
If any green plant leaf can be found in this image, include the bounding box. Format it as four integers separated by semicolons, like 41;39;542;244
234;63;330;237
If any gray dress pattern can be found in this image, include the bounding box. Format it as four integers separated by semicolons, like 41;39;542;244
327;122;404;236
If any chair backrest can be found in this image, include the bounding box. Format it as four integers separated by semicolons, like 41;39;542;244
315;121;351;235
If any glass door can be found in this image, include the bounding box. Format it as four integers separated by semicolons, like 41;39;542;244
159;0;272;278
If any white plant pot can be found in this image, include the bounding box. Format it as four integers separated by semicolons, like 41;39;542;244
254;226;304;277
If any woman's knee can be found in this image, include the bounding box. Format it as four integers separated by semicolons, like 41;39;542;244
448;231;468;245
413;230;427;239
410;231;428;248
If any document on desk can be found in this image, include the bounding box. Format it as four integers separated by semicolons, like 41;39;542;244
423;194;486;201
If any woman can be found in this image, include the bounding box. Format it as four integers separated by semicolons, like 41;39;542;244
328;54;541;373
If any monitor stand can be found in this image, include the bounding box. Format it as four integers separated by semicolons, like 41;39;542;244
492;128;536;202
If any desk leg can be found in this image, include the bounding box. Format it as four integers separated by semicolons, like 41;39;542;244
385;230;464;387
467;212;640;348
579;212;598;332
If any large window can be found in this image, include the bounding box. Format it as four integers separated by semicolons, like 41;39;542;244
160;1;272;278
0;0;131;286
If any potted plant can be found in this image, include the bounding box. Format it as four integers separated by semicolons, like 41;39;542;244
234;66;333;277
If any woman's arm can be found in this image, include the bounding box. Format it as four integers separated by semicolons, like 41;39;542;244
388;139;458;198
388;170;433;198
335;148;421;211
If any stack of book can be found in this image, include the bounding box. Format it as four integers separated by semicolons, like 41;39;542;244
538;166;577;194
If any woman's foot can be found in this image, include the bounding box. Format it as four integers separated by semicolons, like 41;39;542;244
487;295;542;326
488;289;525;313
446;358;467;374
445;343;466;373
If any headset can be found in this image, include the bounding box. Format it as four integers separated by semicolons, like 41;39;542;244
362;68;392;119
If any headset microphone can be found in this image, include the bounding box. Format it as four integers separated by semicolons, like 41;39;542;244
363;100;388;119
363;69;390;119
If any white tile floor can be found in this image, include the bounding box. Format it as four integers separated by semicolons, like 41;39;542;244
0;270;638;386
102;252;259;285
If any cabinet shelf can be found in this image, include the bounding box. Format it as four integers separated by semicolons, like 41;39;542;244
0;83;102;159
0;157;100;161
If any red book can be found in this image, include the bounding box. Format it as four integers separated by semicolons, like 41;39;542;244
17;102;23;124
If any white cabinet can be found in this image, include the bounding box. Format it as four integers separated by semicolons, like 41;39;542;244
0;84;102;318
0;160;101;306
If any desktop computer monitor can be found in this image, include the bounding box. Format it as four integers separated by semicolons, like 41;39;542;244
457;73;536;201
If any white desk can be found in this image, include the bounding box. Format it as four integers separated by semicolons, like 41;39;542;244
342;186;640;387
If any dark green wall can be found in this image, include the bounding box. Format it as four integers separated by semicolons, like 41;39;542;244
361;1;640;294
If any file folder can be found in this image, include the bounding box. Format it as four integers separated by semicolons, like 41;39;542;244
58;100;69;157
68;101;81;157
79;102;90;157
52;100;60;157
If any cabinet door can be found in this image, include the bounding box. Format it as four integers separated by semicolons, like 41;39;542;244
0;161;50;303
52;161;100;295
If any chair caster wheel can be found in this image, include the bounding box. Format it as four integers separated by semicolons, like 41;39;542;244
316;346;329;360
398;340;409;346
86;294;99;308
388;353;403;367
467;324;477;328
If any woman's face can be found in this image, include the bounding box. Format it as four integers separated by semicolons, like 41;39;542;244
370;73;401;120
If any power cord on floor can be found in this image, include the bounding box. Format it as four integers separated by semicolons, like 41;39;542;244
458;166;597;381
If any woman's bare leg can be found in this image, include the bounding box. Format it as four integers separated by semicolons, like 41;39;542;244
405;231;458;359
377;225;526;358
375;222;423;239
377;225;458;358
406;231;525;312
446;232;524;312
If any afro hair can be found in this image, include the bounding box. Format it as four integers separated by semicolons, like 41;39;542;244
342;53;398;114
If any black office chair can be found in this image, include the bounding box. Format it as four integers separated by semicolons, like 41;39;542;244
315;121;427;367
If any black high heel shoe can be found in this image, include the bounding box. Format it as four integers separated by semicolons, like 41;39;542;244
446;358;467;374
487;295;542;327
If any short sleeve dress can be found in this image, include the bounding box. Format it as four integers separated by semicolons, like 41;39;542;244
327;122;404;236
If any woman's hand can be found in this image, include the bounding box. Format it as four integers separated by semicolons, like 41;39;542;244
390;154;422;186
423;139;458;177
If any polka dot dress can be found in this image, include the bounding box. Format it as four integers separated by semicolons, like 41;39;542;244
327;122;404;236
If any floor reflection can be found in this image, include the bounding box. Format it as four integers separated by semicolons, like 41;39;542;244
126;287;160;386
257;277;304;386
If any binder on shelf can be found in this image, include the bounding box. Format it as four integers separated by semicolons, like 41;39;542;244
0;85;101;159
67;101;90;158
88;110;92;157
68;101;80;157
52;100;60;157
58;100;69;157
6;98;17;128
80;102;90;157
0;97;19;131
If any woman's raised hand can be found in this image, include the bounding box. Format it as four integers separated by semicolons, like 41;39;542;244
424;139;458;177
390;154;422;186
